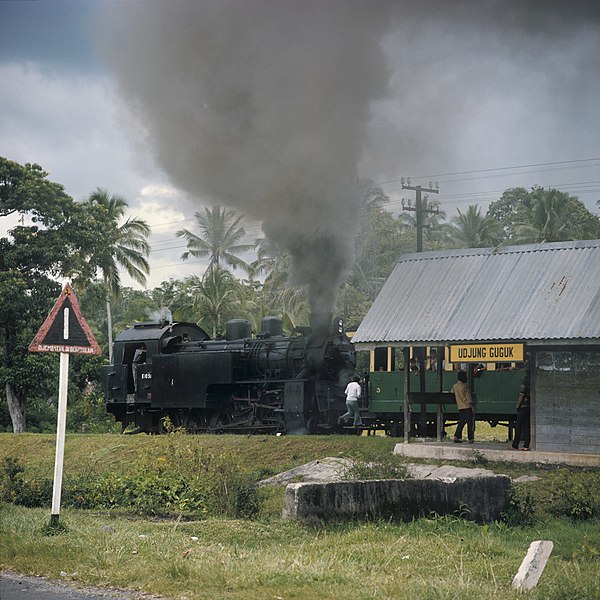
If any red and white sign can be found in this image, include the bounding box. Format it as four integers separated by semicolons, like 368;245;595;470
28;283;101;355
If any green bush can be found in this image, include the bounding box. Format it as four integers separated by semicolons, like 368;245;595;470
66;387;120;433
65;469;210;516
505;468;600;524
342;457;408;480
502;486;536;527
0;446;262;519
541;469;600;520
0;456;24;502
0;456;53;507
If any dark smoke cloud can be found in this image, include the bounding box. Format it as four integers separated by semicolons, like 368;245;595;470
95;0;600;309
361;1;600;189
95;0;396;313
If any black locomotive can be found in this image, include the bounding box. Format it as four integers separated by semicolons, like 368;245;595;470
102;312;356;434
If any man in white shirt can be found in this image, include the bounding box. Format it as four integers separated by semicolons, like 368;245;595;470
338;376;363;427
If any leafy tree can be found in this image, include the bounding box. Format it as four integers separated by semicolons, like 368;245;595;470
357;178;390;212
83;188;150;362
335;281;373;332
66;352;118;433
84;188;150;295
487;187;531;241
0;271;61;432
448;204;502;248
0;159;99;279
0;157;99;431
488;187;600;244
353;207;413;294
80;284;155;344
150;279;192;322
177;206;255;274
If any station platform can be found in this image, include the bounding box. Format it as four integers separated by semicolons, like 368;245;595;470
393;440;600;468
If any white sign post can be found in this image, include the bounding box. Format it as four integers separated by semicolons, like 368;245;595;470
50;351;69;527
28;284;101;528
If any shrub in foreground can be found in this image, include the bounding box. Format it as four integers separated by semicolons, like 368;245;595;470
0;448;261;519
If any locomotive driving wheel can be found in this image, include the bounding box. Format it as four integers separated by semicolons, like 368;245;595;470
185;411;207;433
208;411;232;433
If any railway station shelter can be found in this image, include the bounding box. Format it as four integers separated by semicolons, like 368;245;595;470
352;240;600;455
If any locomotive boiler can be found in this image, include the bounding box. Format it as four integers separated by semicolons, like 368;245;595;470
102;313;356;434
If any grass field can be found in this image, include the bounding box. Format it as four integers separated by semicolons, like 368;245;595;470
1;431;599;599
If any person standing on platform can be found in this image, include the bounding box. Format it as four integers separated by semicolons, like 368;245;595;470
452;371;475;443
512;370;531;450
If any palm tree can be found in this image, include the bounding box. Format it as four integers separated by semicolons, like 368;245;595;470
182;268;244;338
251;240;309;330
357;178;390;212
85;188;150;362
448;204;502;248
512;188;600;243
176;206;255;274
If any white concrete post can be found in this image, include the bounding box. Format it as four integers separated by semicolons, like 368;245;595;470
512;540;554;592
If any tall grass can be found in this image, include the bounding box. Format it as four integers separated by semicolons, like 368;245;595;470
1;504;600;599
2;433;600;598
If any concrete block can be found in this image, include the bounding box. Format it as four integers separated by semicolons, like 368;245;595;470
283;475;511;524
512;540;554;591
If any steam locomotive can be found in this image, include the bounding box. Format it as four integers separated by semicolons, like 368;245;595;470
102;313;356;434
103;311;524;436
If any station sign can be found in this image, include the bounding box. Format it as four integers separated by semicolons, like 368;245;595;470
450;343;524;363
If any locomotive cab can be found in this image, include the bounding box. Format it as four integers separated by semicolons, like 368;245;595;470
102;322;210;428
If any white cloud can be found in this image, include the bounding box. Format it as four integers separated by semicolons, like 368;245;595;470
0;62;149;201
140;184;180;198
0;61;200;290
134;197;187;232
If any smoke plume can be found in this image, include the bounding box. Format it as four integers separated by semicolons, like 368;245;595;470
95;0;600;307
95;0;395;312
145;307;173;326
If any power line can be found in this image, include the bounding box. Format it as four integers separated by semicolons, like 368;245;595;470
151;258;208;271
147;217;195;230
137;163;600;259
376;157;600;187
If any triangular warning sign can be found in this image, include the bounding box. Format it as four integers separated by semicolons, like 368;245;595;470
28;283;101;355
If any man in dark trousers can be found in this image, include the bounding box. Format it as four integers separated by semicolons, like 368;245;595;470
512;370;531;450
452;371;475;443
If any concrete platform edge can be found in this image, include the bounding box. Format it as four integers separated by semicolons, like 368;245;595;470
393;443;600;467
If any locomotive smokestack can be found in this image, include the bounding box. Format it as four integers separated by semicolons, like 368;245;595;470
310;312;333;336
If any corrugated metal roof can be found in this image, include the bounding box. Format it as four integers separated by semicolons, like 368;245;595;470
352;240;600;347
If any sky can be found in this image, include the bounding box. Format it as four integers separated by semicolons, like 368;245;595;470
1;0;600;294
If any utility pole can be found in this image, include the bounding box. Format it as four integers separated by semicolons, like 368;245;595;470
401;178;440;252
401;178;440;438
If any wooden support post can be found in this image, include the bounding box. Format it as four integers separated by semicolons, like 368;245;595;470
403;347;410;443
